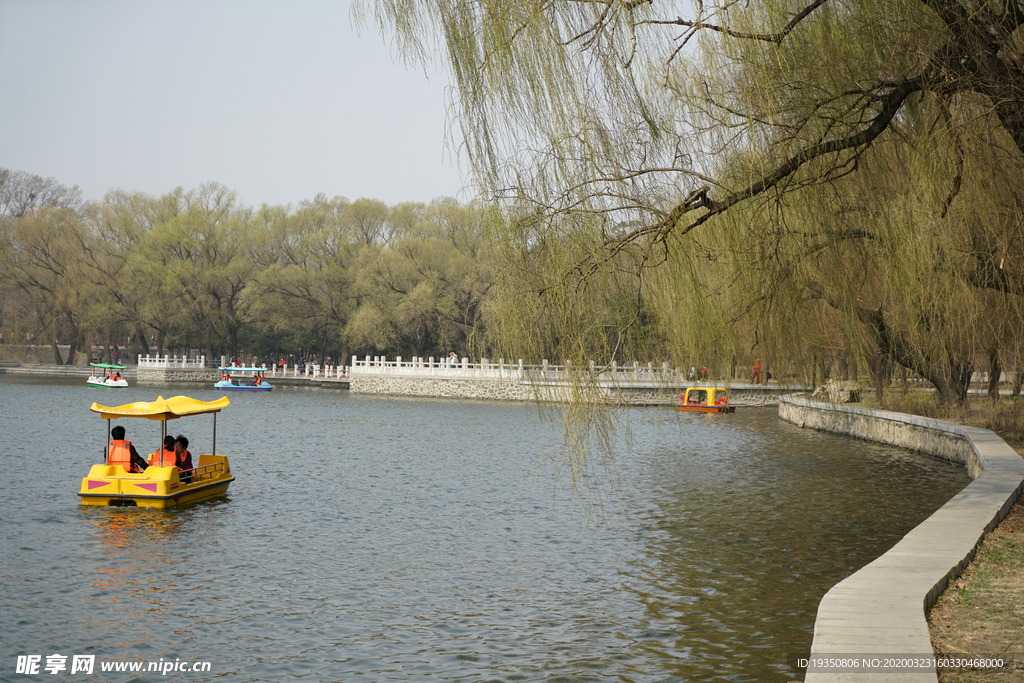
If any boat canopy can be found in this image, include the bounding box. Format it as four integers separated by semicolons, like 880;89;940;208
218;367;265;372
90;395;230;421
90;362;127;370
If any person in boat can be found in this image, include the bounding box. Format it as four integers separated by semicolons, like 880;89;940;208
107;425;150;473
150;435;177;468
174;435;194;484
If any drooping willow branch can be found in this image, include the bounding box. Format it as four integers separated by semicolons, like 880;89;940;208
644;0;830;45
616;77;927;248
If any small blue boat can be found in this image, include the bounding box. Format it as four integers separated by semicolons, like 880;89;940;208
215;367;272;392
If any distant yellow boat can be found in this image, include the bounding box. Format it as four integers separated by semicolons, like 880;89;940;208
79;395;235;509
677;387;736;413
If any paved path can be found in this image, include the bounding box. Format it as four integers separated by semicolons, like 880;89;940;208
788;401;1024;682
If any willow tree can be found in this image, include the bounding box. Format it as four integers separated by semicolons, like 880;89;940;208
244;196;359;366
348;199;494;358
360;0;1024;406
0;207;97;364
138;184;255;358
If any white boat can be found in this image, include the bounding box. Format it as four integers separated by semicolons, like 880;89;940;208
87;363;128;388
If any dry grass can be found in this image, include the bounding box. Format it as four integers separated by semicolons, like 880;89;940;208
928;498;1024;682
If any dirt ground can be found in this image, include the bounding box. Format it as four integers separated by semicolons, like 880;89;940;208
928;493;1024;682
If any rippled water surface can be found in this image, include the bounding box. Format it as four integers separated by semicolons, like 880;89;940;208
0;376;969;681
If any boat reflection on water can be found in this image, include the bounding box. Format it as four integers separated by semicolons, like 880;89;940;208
76;509;201;645
88;508;189;550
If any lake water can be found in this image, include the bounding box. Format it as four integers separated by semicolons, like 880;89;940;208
0;376;969;682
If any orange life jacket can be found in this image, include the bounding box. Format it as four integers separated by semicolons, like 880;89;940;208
108;439;138;472
151;445;176;468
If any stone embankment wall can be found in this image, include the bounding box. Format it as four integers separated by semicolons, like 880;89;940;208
0;364;99;378
352;376;533;401
779;395;1024;683
137;367;219;384
779;395;981;477
351;376;688;404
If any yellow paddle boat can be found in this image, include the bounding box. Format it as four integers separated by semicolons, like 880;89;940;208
677;387;736;413
79;395;235;509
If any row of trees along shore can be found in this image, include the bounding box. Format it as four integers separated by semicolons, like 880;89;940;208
0;169;496;370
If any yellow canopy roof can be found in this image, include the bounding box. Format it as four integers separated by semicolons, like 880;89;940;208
90;395;230;421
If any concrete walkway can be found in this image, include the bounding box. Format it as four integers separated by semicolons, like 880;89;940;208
780;396;1024;682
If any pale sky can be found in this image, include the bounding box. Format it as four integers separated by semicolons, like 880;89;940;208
0;0;467;209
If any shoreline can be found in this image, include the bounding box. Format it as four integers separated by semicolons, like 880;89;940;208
780;396;1024;682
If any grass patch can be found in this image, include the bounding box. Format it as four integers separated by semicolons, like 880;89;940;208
929;498;1024;682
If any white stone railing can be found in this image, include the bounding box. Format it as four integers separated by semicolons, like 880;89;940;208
136;355;350;380
349;355;681;385
137;354;208;368
266;363;349;379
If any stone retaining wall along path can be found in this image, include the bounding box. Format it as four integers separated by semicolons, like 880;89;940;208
779;395;1024;682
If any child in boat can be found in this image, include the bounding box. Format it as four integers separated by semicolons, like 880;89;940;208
175;435;194;484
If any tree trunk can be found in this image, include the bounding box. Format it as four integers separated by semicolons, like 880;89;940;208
869;348;888;404
65;332;80;366
135;329;150;356
856;305;970;406
318;325;328;367
987;347;1001;401
50;339;64;365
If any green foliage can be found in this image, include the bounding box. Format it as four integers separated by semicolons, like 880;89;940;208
360;0;1024;408
0;174;495;367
